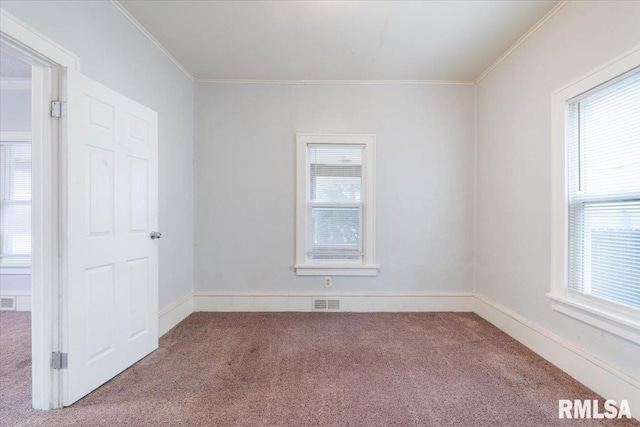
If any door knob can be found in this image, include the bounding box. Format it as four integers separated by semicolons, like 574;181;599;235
150;231;162;240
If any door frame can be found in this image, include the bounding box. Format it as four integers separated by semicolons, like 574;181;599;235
0;8;81;410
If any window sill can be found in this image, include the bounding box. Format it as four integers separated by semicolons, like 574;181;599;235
0;266;31;275
547;293;640;345
294;264;379;276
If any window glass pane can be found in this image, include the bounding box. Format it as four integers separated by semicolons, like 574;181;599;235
0;142;32;259
586;202;640;309
580;70;640;197
309;207;361;260
568;69;640;310
309;145;363;203
0;203;31;256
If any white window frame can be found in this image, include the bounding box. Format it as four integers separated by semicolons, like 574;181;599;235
549;45;640;344
0;131;32;274
295;133;378;276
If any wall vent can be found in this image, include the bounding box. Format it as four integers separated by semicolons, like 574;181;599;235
0;297;16;311
313;298;341;312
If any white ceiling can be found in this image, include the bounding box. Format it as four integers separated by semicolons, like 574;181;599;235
119;0;559;81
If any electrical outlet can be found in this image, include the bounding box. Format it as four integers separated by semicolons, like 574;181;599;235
324;277;332;288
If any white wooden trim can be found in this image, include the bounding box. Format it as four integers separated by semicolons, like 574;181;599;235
295;133;377;276
109;1;194;81
194;292;474;312
1;7;81;410
159;292;194;337
549;45;640;340
474;0;570;84
154;289;640;421
0;9;79;72
294;265;380;276
196;79;474;85
0;131;33;271
474;294;640;421
15;294;31;311
0;266;31;274
0;131;31;141
0;78;31;90
548;294;640;345
0;293;31;311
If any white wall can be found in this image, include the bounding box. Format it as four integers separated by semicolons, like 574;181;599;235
0;88;30;131
476;0;640;378
1;1;194;309
194;83;475;294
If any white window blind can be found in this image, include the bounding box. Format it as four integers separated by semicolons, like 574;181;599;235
0;141;32;263
308;144;364;262
567;68;640;310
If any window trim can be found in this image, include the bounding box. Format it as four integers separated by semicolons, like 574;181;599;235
549;45;640;343
295;133;378;276
0;131;32;274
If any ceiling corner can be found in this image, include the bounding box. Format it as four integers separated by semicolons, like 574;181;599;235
109;0;195;82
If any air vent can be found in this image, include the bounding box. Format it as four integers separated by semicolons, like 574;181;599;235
0;297;16;311
314;299;327;310
313;298;341;312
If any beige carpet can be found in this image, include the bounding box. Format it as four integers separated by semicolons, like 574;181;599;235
1;311;638;426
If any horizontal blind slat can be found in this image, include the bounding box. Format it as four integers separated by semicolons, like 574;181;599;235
567;69;640;310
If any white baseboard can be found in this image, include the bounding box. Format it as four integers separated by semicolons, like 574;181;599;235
158;292;194;336
193;292;474;312
158;289;639;420
474;294;640;421
16;295;30;311
0;293;31;311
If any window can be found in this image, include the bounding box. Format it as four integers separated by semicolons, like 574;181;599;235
550;48;640;344
295;134;378;276
0;132;32;270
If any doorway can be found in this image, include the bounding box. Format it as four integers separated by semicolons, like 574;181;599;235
0;9;78;410
0;45;34;417
1;9;160;412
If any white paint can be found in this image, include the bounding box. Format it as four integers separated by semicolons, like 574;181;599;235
475;0;640;380
0;81;32;297
157;290;640;422
0;129;32;294
194;79;475;85
108;0;193;81
118;0;557;81
1;0;194;311
547;46;640;344
0;274;30;294
0;87;30;131
194;292;474;313
295;133;377;276
1;7;81;411
474;0;570;84
0;293;31;311
64;77;159;406
474;294;640;422
2;0;638;416
158;292;194;337
194;83;475;295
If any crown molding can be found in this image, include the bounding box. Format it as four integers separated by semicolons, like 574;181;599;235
109;0;194;82
195;78;474;85
110;0;569;86
474;0;570;84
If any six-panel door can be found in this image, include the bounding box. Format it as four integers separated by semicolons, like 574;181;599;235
65;77;158;405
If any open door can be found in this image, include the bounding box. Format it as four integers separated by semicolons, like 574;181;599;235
64;76;159;405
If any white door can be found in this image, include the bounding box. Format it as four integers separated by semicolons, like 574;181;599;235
64;77;159;405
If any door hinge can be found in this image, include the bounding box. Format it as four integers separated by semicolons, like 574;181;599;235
50;100;67;118
51;352;68;369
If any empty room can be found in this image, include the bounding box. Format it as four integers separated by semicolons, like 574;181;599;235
0;0;639;425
